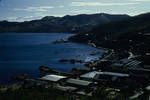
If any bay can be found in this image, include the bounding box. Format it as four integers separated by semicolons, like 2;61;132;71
0;33;103;84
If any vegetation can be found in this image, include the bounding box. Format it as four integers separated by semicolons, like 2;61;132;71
69;12;150;53
0;13;129;33
0;12;150;100
0;84;127;100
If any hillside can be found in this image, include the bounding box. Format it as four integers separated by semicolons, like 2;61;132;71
0;13;129;33
69;12;150;53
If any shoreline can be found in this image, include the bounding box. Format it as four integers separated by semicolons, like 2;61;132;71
0;33;103;85
0;35;150;100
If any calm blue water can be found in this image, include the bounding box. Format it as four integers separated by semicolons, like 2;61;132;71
0;33;103;84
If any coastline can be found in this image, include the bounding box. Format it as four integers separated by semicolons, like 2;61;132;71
0;33;149;100
0;33;103;84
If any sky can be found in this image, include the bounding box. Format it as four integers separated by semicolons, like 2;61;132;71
0;0;150;21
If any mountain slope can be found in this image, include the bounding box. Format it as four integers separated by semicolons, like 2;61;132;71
0;13;129;33
69;13;150;51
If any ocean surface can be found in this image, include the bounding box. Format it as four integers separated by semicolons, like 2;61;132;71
0;33;103;84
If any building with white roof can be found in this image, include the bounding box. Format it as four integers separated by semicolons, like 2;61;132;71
80;71;129;79
66;78;93;87
40;74;66;82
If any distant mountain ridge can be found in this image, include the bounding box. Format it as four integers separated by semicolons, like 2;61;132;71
0;13;130;33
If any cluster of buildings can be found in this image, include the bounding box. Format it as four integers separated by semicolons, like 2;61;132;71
38;70;128;97
23;60;148;100
19;48;150;100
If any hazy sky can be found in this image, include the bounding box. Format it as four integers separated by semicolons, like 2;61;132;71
0;0;150;21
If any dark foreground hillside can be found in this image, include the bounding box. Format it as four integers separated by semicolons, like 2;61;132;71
1;84;147;100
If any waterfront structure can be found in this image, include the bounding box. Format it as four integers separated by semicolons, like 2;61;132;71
40;74;67;83
66;78;93;87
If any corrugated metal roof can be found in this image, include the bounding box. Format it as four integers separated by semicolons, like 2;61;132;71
81;71;129;79
102;72;129;77
40;74;66;82
67;78;92;86
80;71;100;79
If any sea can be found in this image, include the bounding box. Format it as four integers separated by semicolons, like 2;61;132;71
0;33;104;84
